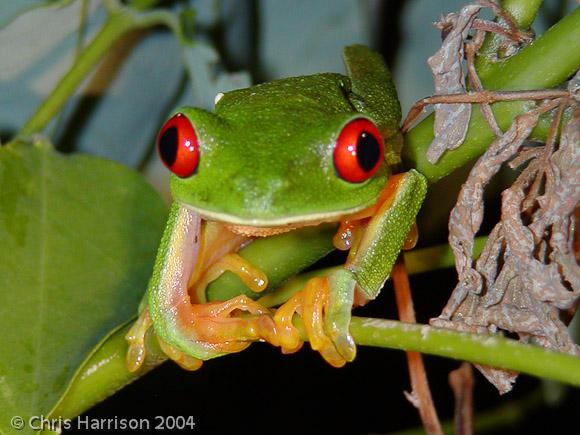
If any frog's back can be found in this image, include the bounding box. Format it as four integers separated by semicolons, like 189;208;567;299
216;73;356;124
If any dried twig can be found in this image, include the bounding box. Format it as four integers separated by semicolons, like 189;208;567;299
465;28;502;136
449;363;474;435
405;0;579;396
401;89;569;133
414;0;537;163
392;258;443;435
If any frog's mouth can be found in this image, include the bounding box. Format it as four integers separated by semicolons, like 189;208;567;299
224;219;329;237
180;204;365;237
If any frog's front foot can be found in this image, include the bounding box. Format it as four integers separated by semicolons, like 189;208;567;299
273;269;357;367
126;295;278;371
126;308;205;372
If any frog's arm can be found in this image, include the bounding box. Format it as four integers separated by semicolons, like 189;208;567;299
140;202;227;362
342;45;427;297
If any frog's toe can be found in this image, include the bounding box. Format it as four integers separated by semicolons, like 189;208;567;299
328;328;356;363
157;337;204;371
272;292;304;354
301;276;349;368
125;309;152;372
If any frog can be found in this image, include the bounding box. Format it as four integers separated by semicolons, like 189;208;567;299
125;45;427;371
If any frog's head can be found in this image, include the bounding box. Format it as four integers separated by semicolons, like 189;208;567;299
157;75;393;229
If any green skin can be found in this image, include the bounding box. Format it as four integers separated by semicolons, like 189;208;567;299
145;45;427;363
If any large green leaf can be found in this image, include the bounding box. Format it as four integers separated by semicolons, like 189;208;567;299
0;141;166;435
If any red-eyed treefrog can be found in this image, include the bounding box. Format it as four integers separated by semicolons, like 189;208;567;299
126;45;427;371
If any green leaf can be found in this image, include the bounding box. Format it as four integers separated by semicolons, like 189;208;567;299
0;141;166;435
49;319;166;422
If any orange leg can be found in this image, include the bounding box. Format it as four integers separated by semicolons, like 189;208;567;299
192;253;268;303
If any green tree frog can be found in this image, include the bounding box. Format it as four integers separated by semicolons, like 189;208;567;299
126;45;427;371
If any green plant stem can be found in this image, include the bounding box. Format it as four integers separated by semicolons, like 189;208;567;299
18;7;180;137
19;13;133;136
49;321;166;421
482;7;580;90
403;7;580;183
501;0;544;27
476;0;543;72
52;312;579;422
312;317;580;387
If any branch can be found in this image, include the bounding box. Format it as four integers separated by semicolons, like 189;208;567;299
51;311;580;423
403;7;580;182
340;317;580;387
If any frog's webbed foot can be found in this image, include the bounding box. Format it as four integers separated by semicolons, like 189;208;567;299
155;296;277;371
127;295;279;371
126;308;203;372
157;338;204;371
170;294;280;361
126;309;153;372
273;269;356;367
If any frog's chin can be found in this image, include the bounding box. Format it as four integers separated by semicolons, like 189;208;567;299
178;203;365;237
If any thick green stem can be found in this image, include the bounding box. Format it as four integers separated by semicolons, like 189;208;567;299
476;0;543;72
500;0;544;27
48;321;165;420
482;7;580;90
51;312;580;422
403;7;580;183
341;318;580;387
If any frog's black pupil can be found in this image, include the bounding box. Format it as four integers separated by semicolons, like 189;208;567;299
159;126;178;167
357;131;380;172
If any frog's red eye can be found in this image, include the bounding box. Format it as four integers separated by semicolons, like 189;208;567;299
157;113;199;178
333;118;384;183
